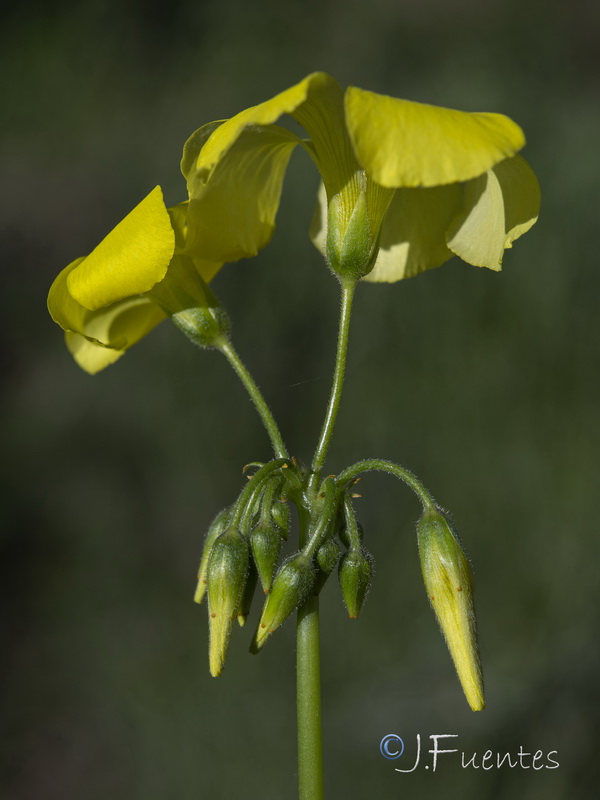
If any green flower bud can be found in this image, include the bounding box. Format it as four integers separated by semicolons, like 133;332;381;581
207;527;249;677
313;536;342;595
317;537;341;574
194;507;231;604
338;546;373;618
237;563;258;628
270;500;291;540
417;508;485;712
250;521;284;593
251;553;316;652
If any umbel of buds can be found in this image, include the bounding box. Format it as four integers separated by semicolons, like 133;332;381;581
417;507;485;711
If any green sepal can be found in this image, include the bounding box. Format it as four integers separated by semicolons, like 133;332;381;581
251;553;316;652
169;277;231;349
338;546;374;618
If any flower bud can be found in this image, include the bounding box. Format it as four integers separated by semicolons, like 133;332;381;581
237;564;258;628
317;537;341;574
417;508;485;711
206;527;249;677
338;547;373;618
194;507;230;604
270;500;291;540
251;553;316;652
250;521;284;593
313;536;342;595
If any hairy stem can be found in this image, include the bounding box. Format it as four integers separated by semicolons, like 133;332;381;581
219;340;288;459
336;458;437;511
296;504;324;800
309;280;356;493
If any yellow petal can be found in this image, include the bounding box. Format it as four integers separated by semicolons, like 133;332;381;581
183;123;299;261
192;72;343;180
345;86;526;188
65;333;125;374
183;73;359;261
48;257;166;372
365;184;462;282
446;155;541;269
67;186;175;310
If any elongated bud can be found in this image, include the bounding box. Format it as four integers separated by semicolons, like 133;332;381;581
313;536;342;595
271;500;291;540
250;521;284;593
194;508;230;604
417;508;485;711
251;553;315;652
317;537;341;574
237;563;258;627
207;528;249;677
338;547;373;618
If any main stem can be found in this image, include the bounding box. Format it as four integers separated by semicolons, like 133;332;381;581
219;340;288;459
309;280;356;494
296;504;324;800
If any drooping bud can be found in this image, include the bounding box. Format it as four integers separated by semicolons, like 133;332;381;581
270;500;291;540
313;536;342;595
417;507;485;711
194;507;231;604
206;527;249;677
338;547;373;618
250;521;284;593
251;553;316;652
237;563;258;628
317;537;341;574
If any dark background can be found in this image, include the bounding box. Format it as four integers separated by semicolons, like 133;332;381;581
2;1;599;798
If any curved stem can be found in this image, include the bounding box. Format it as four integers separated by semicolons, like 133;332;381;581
219;340;288;459
309;280;356;493
231;458;290;533
296;504;324;800
336;458;437;511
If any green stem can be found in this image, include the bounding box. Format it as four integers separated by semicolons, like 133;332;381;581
309;280;357;493
219;339;288;459
336;458;437;511
296;504;324;800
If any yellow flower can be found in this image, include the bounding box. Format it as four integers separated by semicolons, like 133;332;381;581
47;186;223;374
182;72;540;283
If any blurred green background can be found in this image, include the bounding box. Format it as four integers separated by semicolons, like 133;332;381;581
2;0;599;798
